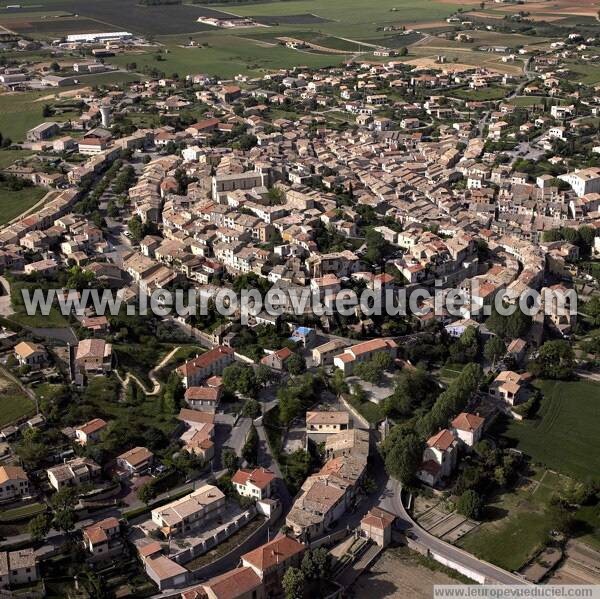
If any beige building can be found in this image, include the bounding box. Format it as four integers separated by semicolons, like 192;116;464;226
47;457;100;491
14;341;47;368
361;507;395;547
151;484;225;536
311;339;347;366
0;466;29;501
75;418;107;445
0;549;39;588
306;411;349;434
241;536;305;598
333;338;397;375
75;339;112;375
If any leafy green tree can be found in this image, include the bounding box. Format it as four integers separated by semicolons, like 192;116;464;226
241;398;261;418
53;508;76;534
456;490;484;519
137;482;157;506
242;425;259;467
530;340;574;379
286;353;306;376
222;448;238;474
383;429;424;485
29;513;51;542
483;336;505;364
282;566;305;599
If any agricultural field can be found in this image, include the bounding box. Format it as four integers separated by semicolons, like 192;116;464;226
109;36;341;78
0;372;36;428
0;186;47;226
500;379;600;480
0;89;80;144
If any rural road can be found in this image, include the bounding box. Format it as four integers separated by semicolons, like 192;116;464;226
379;478;531;586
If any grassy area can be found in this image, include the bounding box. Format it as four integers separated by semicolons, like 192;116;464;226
109;36;341;79
439;363;465;383
501;379;600;480
0;502;46;523
451;84;509;101
74;71;146;87
9;278;70;328
0;89;79;143
0;149;33;170
0;185;47;226
346;395;384;424
0;372;36;427
458;468;562;571
565;63;600;86
458;467;600;569
114;342;175;388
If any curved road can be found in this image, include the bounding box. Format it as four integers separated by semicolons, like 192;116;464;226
379;478;531;585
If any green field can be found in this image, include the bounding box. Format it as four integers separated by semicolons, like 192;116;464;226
458;469;572;571
0;149;33;170
0;186;47;226
110;36;342;78
451;85;509;102
502;380;600;480
0;373;36;427
0;90;79;144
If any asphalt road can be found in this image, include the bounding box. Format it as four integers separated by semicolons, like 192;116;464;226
378;478;531;586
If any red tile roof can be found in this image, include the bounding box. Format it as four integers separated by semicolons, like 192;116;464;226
241;535;304;572
231;468;275;490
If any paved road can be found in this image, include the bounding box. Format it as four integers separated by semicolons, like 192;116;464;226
254;416;293;511
378;478;531;585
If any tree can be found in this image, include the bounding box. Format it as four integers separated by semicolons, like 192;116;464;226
383;429;423;485
242;425;259;467
286;353;306;376
329;368;349;396
530;340;574;379
255;363;272;387
457;490;483;519
242;398;261;418
29;513;51;542
483;336;505;364
222;363;259;397
364;228;390;265
137;482;157;506
282;566;305;599
547;503;574;535
301;547;331;580
128;215;144;242
53;508;76;534
222;448;238;474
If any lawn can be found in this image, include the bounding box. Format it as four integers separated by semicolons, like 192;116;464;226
451;85;510;102
457;469;554;571
0;185;47;226
501;379;600;480
0;502;46;523
0;373;36;428
9;277;70;328
458;467;600;569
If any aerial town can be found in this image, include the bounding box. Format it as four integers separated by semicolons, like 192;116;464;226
0;0;598;597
